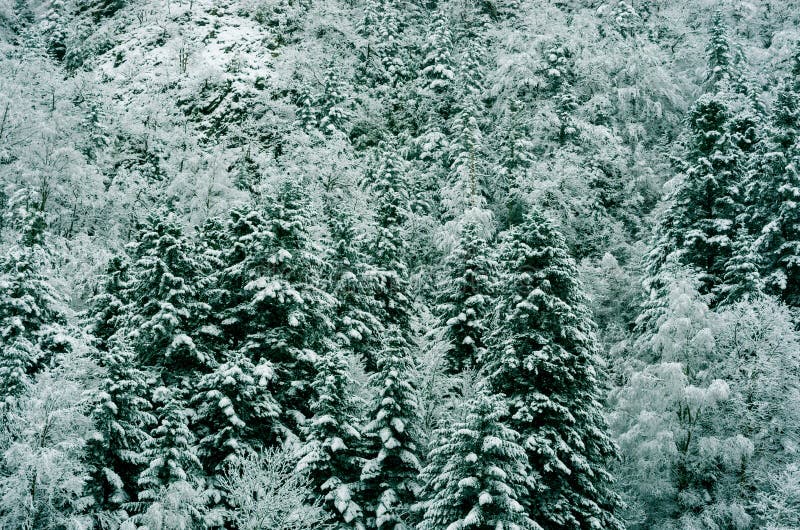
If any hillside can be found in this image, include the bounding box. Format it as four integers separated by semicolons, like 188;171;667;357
2;0;800;529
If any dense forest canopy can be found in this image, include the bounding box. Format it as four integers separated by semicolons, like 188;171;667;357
2;0;800;529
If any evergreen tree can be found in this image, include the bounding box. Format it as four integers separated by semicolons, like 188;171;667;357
87;255;130;354
706;11;735;90
436;214;496;373
135;386;202;504
298;347;364;529
84;343;153;513
0;199;64;404
418;389;537;530
220;180;334;436
318;67;349;135
191;352;281;475
420;10;456;95
323;196;383;368
715;226;763;305
650;93;750;297
487;210;622;530
359;328;422;530
368;148;414;362
123;211;211;375
444;99;485;217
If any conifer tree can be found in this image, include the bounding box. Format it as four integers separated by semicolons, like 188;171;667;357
706;11;735;90
84;343;153;512
0;196;64;404
87;255;130;355
136;386;202;504
716;226;763;305
650;93;748;297
420;10;456;95
368;148;414;360
418;389;537;530
359;328;422;530
487;210;622;530
220;180;334;436
318;67;349;135
298;347;364;529
123;211;210;375
323;196;383;367
436;214;496;373
191;352;281;475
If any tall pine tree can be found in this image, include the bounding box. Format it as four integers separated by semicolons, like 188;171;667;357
487;210;622;530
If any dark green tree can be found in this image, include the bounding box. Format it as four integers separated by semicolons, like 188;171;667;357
487;210;622;530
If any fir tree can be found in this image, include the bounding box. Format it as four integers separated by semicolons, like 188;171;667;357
87;255;130;355
359;328;422;530
716;226;763;305
221;180;334;436
367;147;414;366
420;10;456;95
487;210;622;530
318;67;349;135
706;11;735;90
650;93;749;297
298;347;364;529
418;389;538;530
0;198;64;404
135;386;202;504
191;352;281;475
436;214;496;373
123;211;211;375
84;343;154;513
323;196;383;367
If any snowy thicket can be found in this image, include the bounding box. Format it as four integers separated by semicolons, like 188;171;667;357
2;1;800;529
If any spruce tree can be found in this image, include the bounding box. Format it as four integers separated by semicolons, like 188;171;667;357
136;386;202;504
221;180;334;436
367;148;414;369
359;328;422;530
436;214;496;373
318;67;349;135
191;352;281;475
87;255;130;355
487;210;622;530
420;9;455;95
323;196;383;367
706;11;735;90
650;93;749;297
298;347;364;529
716;226;763;305
84;343;153;512
418;389;537;530
0;199;64;404
123;211;211;375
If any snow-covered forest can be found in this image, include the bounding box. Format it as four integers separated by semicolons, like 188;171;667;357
2;0;800;528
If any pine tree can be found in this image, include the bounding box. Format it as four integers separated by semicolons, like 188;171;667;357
296;84;318;132
318;67;349;135
191;352;281;475
487;210;622;530
715;226;763;305
368;148;414;363
221;180;334;436
706;11;735;90
323;196;383;367
135;386;202;504
650;93;749;297
444;99;484;217
420;10;456;95
0;198;64;404
755;143;800;306
123;211;211;375
436;214;496;373
84;343;154;512
418;389;538;530
87;255;130;354
359;328;422;530
298;347;364;529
